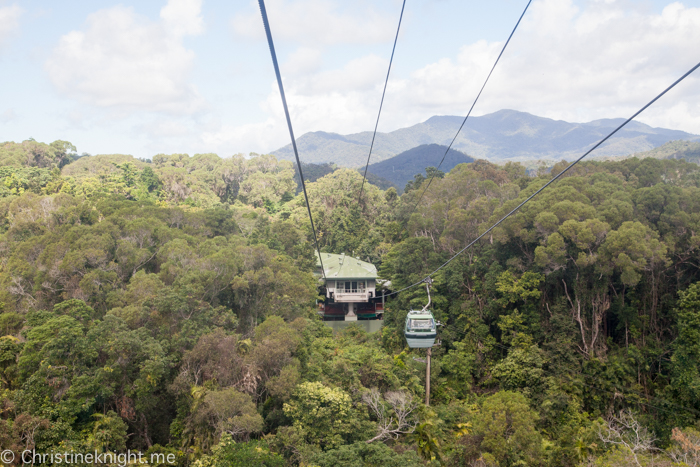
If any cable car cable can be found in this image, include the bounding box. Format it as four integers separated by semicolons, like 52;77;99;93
387;58;700;298
405;0;532;222
258;0;326;278
357;0;407;206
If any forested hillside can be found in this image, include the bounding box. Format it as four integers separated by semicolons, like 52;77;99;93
366;144;473;193
1;139;700;466
630;140;700;164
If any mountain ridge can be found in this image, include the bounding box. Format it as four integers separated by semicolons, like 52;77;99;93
366;144;474;193
271;109;700;166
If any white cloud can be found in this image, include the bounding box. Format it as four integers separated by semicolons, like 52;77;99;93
97;0;700;157
202;54;391;153
291;54;388;95
393;0;700;133
45;0;205;115
0;4;21;48
136;120;193;139
284;47;322;75
239;0;700;153
1;108;17;123
232;0;396;46
201;119;278;156
160;0;204;36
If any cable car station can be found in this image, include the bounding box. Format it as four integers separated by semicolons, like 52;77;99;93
315;252;386;332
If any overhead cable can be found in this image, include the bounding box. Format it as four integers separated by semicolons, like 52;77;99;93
406;0;532;220
258;0;326;278
357;0;408;205
387;58;700;298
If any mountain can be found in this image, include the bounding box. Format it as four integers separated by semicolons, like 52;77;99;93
366;144;473;191
292;162;336;192
291;161;398;193
271;109;700;166
625;140;700;164
361;171;398;192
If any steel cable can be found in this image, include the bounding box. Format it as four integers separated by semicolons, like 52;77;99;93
258;0;326;277
357;0;407;205
387;58;700;298
405;0;533;222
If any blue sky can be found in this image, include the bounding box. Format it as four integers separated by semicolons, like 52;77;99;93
1;0;699;160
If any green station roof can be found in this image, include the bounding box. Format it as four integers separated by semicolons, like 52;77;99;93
315;252;377;280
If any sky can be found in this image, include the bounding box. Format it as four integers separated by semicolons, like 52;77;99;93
0;0;699;159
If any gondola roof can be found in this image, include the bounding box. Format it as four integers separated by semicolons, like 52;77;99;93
406;309;433;320
315;252;377;280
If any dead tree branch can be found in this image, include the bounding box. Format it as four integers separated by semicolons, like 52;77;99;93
362;388;418;443
597;409;657;467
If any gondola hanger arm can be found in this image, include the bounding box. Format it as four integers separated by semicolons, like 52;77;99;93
421;278;432;312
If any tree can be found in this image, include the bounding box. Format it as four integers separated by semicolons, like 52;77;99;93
490;342;546;392
0;140;75;168
470;391;543;466
597;410;656;467
599;221;668;287
190;388;263;442
310;441;423;467
173;330;243;391
425;166;445;181
194;435;284;467
246;316;301;400
412;419;442;462
362;388;418;443
284;381;366;450
0;335;21;389
288;169;389;257
140;166;162;193
230;246;317;329
404;173;426;193
668;282;700;426
668;427;700;467
89;411;128;452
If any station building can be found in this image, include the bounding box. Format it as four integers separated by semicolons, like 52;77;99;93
315;252;386;322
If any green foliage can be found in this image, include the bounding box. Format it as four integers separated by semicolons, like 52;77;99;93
88;411;128;451
667;282;700;427
439;346;474;398
283;381;368;450
293;161;337;191
599;221;668;286
471;391;543;466
310;441;423;467
367;143;472;193
496;271;543;305
2;140;700;465
413;419;443;461
491;341;546;392
632;139;700;164
0;335;21;389
0;166;61;197
289;168;391;264
188;387;263;444
0;139;75;168
194;435;284;467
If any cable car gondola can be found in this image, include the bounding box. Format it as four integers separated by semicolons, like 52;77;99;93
404;278;438;348
404;309;437;348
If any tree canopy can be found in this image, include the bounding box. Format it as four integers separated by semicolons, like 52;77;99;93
1;139;700;466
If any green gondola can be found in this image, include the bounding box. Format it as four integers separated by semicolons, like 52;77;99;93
404;309;437;348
